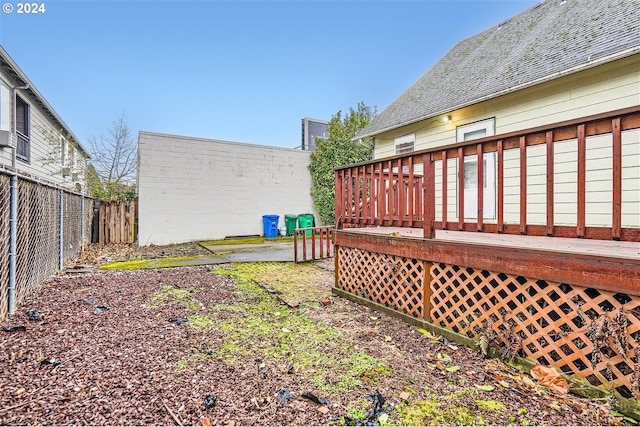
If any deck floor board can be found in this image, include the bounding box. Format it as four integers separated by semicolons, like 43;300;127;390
343;227;640;260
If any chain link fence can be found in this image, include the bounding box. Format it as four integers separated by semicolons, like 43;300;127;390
0;170;93;321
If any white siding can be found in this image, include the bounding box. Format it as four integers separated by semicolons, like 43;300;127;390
622;129;640;228
372;54;640;229
374;55;639;157
0;71;87;191
137;132;318;246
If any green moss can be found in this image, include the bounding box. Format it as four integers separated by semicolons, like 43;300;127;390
151;285;192;305
476;400;506;411
361;365;394;383
188;314;216;329
397;399;486;426
99;254;219;270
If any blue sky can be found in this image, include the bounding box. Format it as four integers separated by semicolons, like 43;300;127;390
0;0;537;150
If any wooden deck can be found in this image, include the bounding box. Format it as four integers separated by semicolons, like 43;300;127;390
343;227;640;261
332;107;640;401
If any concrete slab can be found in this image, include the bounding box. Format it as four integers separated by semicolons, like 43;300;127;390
204;241;294;262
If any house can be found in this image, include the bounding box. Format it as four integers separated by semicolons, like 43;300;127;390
333;0;640;406
0;46;90;189
137;131;317;246
0;46;92;321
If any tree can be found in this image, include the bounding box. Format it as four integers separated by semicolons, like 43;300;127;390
309;102;376;225
88;113;137;201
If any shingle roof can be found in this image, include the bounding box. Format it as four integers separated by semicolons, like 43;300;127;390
356;0;640;139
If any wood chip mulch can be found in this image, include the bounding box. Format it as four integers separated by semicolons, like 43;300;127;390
0;243;633;426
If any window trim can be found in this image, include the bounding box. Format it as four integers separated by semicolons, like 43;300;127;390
395;133;415;155
15;95;30;163
456;118;495;142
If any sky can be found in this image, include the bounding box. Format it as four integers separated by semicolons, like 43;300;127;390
0;0;538;151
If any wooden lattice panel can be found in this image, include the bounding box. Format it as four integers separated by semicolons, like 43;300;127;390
431;263;640;397
337;247;424;318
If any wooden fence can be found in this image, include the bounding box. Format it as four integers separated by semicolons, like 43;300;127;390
98;200;137;244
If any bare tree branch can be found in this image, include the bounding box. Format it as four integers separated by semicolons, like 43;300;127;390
88;113;137;200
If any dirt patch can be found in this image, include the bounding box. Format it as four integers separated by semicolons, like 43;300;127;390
0;244;633;426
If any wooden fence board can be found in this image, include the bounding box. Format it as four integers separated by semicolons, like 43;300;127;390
98;200;137;244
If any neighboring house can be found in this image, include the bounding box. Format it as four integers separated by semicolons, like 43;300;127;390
0;47;89;189
137;131;317;246
333;0;640;407
301;117;328;151
0;46;92;321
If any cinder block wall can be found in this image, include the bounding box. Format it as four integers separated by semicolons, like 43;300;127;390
137;131;317;246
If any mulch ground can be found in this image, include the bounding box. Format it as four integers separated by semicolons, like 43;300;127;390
0;243;633;426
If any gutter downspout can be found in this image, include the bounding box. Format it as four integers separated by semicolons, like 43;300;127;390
8;83;29;316
59;189;63;270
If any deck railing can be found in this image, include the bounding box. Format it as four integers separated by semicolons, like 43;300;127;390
335;106;640;242
294;226;334;262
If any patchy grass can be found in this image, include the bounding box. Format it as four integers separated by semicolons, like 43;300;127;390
208;263;389;392
230;262;331;307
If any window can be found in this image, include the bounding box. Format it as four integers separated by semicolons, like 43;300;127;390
456;118;495;142
16;95;30;162
395;133;415;155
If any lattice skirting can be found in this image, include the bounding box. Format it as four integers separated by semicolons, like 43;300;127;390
336;246;640;398
337;246;425;319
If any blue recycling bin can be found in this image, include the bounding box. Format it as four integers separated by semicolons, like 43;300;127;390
262;215;279;238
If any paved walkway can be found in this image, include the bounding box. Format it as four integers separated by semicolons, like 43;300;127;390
202;241;295;263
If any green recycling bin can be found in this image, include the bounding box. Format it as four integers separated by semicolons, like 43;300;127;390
285;214;298;236
297;213;315;236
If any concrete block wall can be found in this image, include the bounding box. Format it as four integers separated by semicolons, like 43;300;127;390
137;131;317;246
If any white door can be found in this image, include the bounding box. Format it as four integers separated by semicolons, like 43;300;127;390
463;154;496;219
457;118;497;220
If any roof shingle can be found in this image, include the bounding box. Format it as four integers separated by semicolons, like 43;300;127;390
357;0;640;138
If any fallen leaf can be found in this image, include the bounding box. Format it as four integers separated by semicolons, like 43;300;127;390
399;391;411;400
417;328;435;338
15;388;26;395
446;365;461;372
491;373;506;381
369;316;378;321
436;361;446;371
437;353;452;363
318;406;330;414
551;401;563;412
474;384;495;391
530;364;569;394
200;417;212;427
226;421;236;427
385;336;392;342
498;380;509;388
281;328;291;333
